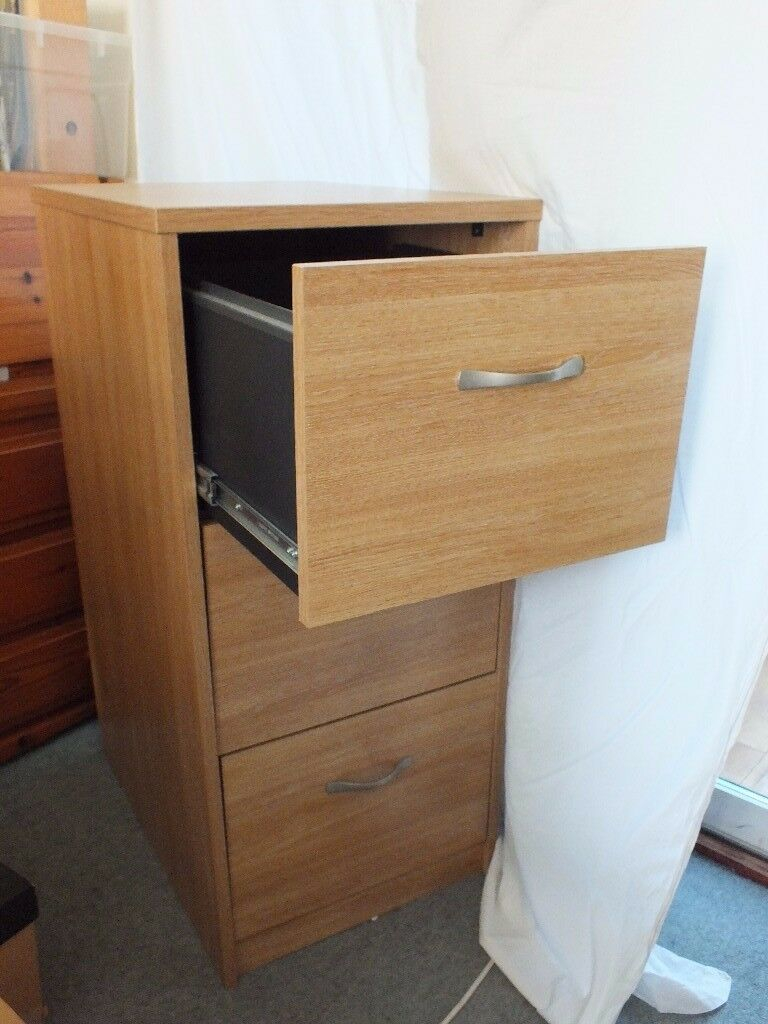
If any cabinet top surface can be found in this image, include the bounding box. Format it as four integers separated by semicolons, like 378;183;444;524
31;180;543;235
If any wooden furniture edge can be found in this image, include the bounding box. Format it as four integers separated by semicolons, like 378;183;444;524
0;924;45;1024
31;182;543;235
33;186;160;233
0;999;23;1024
35;203;237;985
696;831;768;887
236;843;484;975
0;698;95;764
484;582;514;868
0;170;101;185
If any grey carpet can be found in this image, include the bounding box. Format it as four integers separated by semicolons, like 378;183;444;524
0;722;765;1024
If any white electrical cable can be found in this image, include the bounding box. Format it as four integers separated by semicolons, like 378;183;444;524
436;959;494;1024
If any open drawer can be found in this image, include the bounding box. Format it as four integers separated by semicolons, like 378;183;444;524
184;245;704;627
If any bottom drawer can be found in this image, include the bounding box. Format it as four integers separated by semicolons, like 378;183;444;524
222;674;496;941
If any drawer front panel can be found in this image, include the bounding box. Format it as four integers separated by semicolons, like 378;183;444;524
0;173;101;364
222;674;495;940
0;619;91;735
0;320;50;365
0;266;47;327
0;434;68;531
0;363;58;438
0;227;40;269
0;529;81;637
203;522;499;752
292;247;704;625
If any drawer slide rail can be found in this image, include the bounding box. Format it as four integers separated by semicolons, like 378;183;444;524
196;463;298;574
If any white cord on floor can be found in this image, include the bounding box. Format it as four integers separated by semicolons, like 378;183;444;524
436;959;494;1024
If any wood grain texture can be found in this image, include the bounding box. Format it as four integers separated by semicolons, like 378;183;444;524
32;180;543;235
0;998;23;1024
0;363;57;434
0;925;45;1024
0;172;95;754
0;527;80;637
385;219;541;256
0;431;68;532
0;322;50;365
0;695;94;763
697;831;768;888
222;674;496;940
0;172;101;362
0;266;47;326
0;614;91;737
36;207;236;984
0;228;39;268
292;247;705;625
236;843;484;972
1;173;99;216
19;0;86;22
203;522;499;753
0;616;90;738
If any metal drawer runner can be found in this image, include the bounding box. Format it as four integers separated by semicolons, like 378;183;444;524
196;463;298;589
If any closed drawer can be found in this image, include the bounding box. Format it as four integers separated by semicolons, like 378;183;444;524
203;521;499;752
0;266;47;329
0;227;40;269
0;617;91;735
0;321;50;365
0;362;57;432
0;432;68;532
0;528;81;637
222;673;496;940
0;173;102;364
185;247;704;627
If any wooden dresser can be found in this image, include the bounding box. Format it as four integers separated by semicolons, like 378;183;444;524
0;171;95;762
33;181;704;985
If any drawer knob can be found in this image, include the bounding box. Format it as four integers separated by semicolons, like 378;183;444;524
325;755;413;795
457;355;585;391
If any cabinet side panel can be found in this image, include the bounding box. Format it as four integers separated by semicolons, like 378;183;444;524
36;207;236;983
484;581;514;867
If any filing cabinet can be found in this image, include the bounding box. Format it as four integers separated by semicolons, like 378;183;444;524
34;181;703;984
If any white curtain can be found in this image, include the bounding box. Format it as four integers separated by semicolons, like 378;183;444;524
130;0;428;185
129;2;768;1021
416;3;768;1019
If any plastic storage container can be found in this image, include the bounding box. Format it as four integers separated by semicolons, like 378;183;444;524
0;12;131;179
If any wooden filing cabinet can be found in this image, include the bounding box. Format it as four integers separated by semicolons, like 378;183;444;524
0;172;96;762
33;181;704;985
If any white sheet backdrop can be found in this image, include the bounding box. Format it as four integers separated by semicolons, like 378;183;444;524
129;3;768;1022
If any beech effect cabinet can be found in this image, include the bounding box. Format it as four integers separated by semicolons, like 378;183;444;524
34;181;704;985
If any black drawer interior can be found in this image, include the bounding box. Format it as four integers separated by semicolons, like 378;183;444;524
180;227;445;590
184;284;296;539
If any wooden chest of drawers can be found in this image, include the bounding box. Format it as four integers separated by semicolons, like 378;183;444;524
0;171;96;760
33;180;703;985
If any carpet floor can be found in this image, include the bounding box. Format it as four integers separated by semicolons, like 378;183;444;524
0;722;766;1024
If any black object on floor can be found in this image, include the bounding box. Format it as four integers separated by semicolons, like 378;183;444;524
0;860;37;946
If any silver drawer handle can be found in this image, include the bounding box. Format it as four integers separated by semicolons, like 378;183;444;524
325;756;413;795
457;355;585;391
